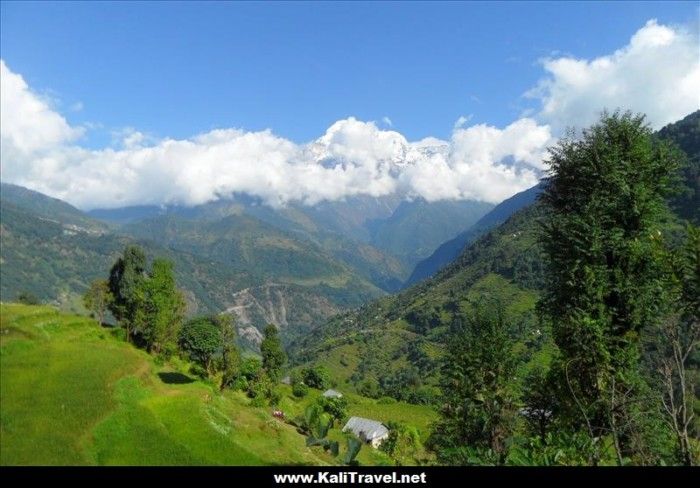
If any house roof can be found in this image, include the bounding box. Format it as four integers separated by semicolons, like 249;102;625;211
342;416;389;441
322;389;343;398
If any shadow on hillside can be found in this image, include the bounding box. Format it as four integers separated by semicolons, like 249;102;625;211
158;372;196;385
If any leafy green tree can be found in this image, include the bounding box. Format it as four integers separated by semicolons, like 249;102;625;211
538;111;683;464
217;314;240;390
292;382;309;398
302;365;330;390
137;259;186;355
108;245;147;342
521;366;558;442
428;301;518;465
380;421;421;465
317;396;348;425
17;291;40;305
650;225;700;465
83;279;113;325
260;324;286;382
179;316;222;375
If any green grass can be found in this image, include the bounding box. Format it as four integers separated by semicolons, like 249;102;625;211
276;385;436;465
0;303;434;466
0;304;331;465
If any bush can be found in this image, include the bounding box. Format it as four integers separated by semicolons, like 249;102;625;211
17;291;40;305
240;357;263;381
231;376;248;391
358;378;380;398
268;388;282;406
293;382;309;398
250;395;267;407
302;365;331;390
318;396;348;424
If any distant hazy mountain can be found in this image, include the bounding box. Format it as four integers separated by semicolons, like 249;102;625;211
404;183;542;287
367;198;494;268
89;193;494;290
1;182;109;232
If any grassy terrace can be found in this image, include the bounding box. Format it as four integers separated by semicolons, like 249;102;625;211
0;303;434;465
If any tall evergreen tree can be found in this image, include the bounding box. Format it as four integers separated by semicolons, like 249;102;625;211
108;245;147;342
137;258;186;355
260;323;286;382
538;111;682;463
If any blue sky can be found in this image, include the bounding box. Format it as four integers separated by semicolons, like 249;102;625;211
1;1;697;145
1;2;698;209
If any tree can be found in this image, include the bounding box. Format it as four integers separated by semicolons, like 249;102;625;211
521;366;557;442
83;279;113;325
108;245;147;342
428;301;518;465
538;111;682;464
137;259;186;355
17;291;40;305
318;396;348;425
380;421;421;465
652;225;700;465
217;314;240;390
260;324;286;382
302;365;331;390
179;316;222;375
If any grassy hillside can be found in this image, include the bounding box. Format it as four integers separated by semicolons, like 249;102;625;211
0;304;434;466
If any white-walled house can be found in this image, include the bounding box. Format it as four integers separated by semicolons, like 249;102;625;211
322;389;343;398
342;416;389;448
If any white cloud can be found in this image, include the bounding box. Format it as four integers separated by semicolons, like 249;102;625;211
381;116;393;127
453;115;473;129
0;60;83;183
528;19;700;131
1;19;697;210
0;63;549;209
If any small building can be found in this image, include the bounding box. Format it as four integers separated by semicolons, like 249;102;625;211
342;416;389;448
322;389;343;399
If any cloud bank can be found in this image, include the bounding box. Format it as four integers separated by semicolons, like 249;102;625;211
529;19;700;132
1;19;698;210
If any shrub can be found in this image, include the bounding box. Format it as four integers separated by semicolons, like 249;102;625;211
293;382;309;398
318;396;348;424
17;291;40;305
302;365;331;390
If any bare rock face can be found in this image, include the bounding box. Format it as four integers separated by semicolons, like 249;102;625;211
225;282;340;348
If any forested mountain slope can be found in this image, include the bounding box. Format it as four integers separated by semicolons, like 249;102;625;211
290;111;700;403
405;183;542;286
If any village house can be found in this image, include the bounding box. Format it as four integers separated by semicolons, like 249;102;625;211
342;416;389;448
322;389;343;398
